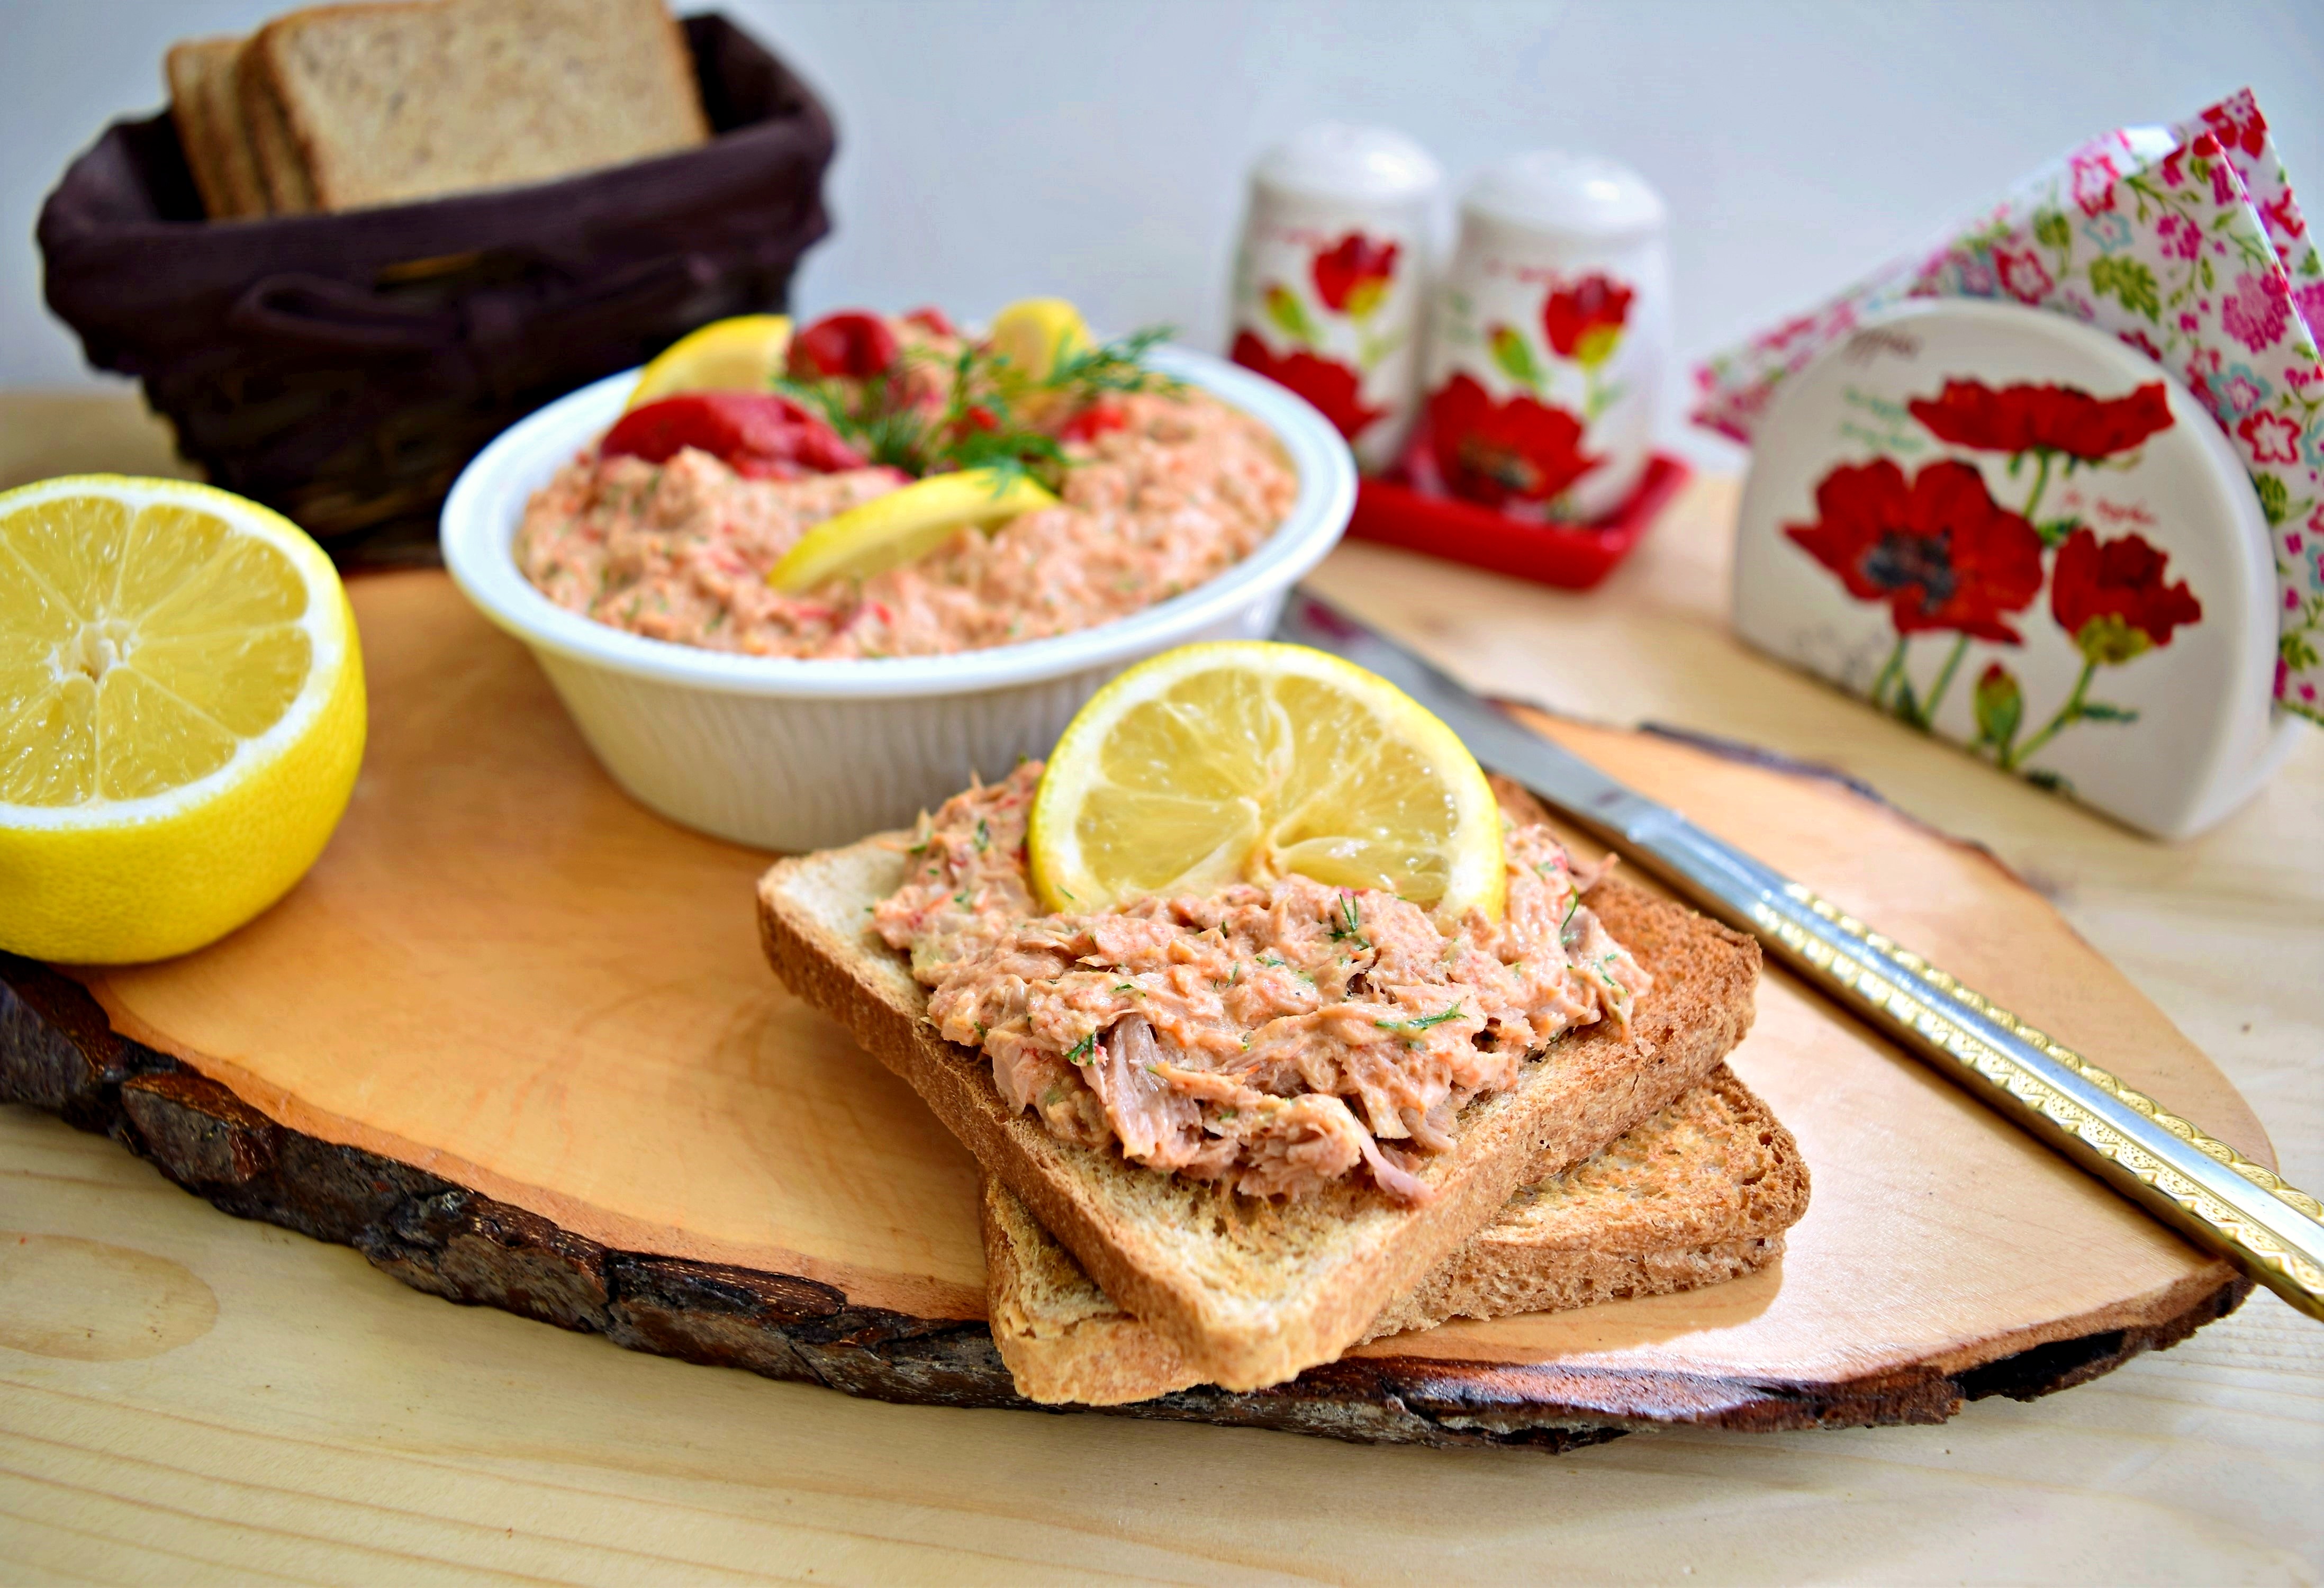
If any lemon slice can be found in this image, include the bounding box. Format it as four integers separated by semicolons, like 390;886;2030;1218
0;476;365;963
987;297;1090;381
767;468;1057;594
626;314;793;410
1028;641;1505;919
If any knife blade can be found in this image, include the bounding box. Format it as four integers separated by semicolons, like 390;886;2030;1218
1272;589;2324;1322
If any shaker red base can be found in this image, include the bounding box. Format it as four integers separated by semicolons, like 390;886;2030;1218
1346;450;1691;591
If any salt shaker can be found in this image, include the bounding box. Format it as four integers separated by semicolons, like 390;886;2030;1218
1229;123;1443;472
1418;151;1671;522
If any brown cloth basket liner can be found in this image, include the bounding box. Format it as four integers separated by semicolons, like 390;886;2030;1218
38;13;835;566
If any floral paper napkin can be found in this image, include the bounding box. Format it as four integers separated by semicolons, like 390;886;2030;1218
1693;91;2324;723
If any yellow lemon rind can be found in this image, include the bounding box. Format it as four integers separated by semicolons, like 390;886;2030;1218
626;314;793;410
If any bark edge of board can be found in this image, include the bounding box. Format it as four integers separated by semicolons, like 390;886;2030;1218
0;952;2249;1450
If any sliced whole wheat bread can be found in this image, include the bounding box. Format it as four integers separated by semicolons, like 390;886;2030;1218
983;1064;1807;1404
237;38;317;214
755;789;1762;1391
248;0;709;213
167;36;270;219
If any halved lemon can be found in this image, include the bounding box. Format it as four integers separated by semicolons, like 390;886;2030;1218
0;476;365;963
767;468;1057;594
1027;642;1505;919
626;314;793;410
987;297;1090;382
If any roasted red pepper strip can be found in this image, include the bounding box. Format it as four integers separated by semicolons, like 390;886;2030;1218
1059;402;1128;444
787;311;902;380
600;392;869;478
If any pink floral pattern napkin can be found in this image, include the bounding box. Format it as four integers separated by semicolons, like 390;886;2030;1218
1693;92;2324;721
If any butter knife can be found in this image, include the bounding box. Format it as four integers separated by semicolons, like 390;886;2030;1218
1273;590;2324;1322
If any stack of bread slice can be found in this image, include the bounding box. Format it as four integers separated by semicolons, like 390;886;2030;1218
757;780;1807;1400
165;0;708;219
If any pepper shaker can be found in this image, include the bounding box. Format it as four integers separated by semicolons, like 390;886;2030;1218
1418;151;1671;522
1229;123;1443;472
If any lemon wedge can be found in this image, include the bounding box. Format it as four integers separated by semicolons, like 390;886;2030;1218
626;314;793;410
987;297;1090;381
1027;641;1505;919
767;469;1057;594
0;476;365;963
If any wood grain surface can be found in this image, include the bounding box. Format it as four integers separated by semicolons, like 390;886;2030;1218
2;403;2318;1578
7;561;2260;1422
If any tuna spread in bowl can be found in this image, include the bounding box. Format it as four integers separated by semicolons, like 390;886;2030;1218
513;311;1298;660
439;306;1357;851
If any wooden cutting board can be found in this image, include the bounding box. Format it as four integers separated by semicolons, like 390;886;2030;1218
0;569;2272;1449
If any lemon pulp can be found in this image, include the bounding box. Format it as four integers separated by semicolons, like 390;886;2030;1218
767;469;1057;594
1027;641;1504;919
987;298;1090;382
0;476;364;962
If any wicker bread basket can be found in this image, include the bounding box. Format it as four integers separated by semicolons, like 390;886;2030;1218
38;13;834;566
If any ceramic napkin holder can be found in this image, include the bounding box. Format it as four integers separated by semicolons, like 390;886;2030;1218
1733;299;2299;838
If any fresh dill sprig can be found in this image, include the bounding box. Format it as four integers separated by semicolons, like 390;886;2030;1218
777;321;1179;490
1377;1000;1466;1036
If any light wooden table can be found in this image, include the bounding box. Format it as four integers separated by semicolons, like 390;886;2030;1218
3;394;2320;1584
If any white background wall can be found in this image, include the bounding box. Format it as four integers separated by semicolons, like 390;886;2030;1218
7;0;2322;458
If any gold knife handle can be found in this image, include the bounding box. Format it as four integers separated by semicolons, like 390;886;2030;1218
1757;880;2324;1318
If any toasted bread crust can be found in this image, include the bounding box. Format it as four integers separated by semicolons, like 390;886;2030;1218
236;39;316;214
757;829;1761;1390
983;1064;1808;1404
250;0;707;212
167;37;268;220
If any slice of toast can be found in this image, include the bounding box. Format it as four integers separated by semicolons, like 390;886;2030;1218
237;37;317;214
167;36;270;219
985;1064;1808;1404
756;792;1762;1391
249;0;710;213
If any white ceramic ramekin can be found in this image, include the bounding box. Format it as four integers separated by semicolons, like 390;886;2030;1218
440;345;1356;850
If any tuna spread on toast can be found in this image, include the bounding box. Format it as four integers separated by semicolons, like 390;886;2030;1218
872;763;1652;1204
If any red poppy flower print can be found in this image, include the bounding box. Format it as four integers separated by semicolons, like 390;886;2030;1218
1540;274;1634;367
2050;528;2203;664
1425;372;1601;507
1310;233;1399;320
1908;379;2175;461
1232;331;1383;441
1786;458;2046;642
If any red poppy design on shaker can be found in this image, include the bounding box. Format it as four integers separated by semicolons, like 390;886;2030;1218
2050;528;2204;664
1232;331;1383;441
1424;373;1602;508
1540;274;1634;368
1310;233;1399;321
1907;380;2175;461
1785;458;2046;642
